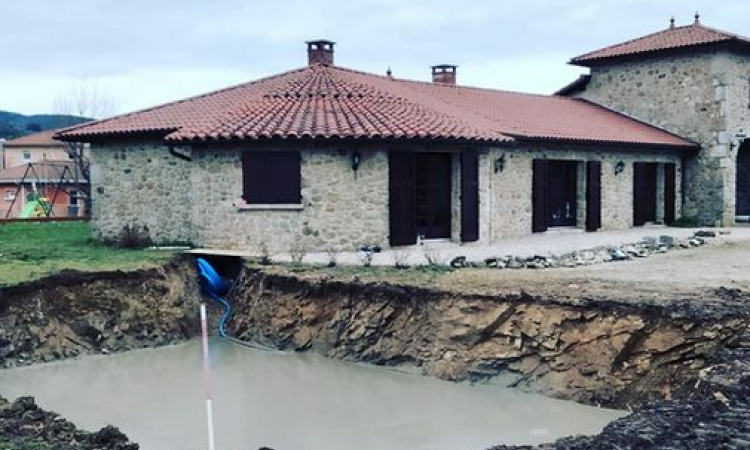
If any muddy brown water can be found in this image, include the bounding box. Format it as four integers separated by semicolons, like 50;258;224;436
0;340;625;450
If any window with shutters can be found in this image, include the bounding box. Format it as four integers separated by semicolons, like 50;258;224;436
241;151;301;205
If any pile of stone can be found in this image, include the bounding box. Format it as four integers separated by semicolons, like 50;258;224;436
463;231;719;271
0;396;137;450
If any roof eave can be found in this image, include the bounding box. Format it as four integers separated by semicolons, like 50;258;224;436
570;38;750;67
168;133;516;147
506;135;699;152
54;129;178;144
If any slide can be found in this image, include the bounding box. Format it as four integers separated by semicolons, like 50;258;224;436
19;197;51;219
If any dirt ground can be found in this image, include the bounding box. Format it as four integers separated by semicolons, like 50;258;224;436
437;237;750;302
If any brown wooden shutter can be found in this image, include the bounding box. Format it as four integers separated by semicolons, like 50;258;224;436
532;159;548;233
633;162;644;226
664;163;676;224
460;150;480;242
242;151;301;204
389;151;417;246
586;161;602;231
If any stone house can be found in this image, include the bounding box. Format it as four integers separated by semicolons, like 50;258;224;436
57;31;712;252
560;15;750;226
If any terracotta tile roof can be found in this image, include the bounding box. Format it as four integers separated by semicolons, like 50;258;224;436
571;22;750;65
0;161;79;183
56;64;695;149
5;130;66;147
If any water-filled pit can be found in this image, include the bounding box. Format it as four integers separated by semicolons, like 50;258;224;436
0;339;625;450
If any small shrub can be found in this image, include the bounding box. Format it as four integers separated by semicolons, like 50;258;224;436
392;249;410;269
116;223;152;249
325;246;339;267
357;245;381;267
289;235;308;266
422;245;447;267
258;240;272;265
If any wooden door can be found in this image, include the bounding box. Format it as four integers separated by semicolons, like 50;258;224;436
736;143;750;216
586;161;602;231
415;153;452;239
389;152;417;246
633;162;658;226
461;150;479;242
664;163;676;224
547;160;578;227
532;159;549;233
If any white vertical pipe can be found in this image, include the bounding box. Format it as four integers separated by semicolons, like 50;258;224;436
200;304;217;450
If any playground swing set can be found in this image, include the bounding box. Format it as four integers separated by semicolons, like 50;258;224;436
4;162;78;220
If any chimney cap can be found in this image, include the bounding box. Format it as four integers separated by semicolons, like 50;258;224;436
431;64;458;84
306;39;336;46
306;39;336;66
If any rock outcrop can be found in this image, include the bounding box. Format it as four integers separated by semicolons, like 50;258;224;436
0;395;138;450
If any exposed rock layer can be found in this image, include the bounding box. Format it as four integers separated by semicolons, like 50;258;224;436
229;270;750;408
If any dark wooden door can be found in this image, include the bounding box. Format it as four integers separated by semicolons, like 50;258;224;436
586;161;602;231
736;143;750;216
633;162;658;226
664;163;676;224
547;160;578;227
461;150;479;242
415;153;452;239
532;159;549;232
389;152;417;246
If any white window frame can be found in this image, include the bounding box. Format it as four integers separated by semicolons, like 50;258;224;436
4;190;16;201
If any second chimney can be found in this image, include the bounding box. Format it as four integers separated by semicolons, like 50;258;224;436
307;40;335;66
432;64;457;85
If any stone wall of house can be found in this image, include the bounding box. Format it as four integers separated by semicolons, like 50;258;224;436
90;142;684;251
88;143;194;244
575;50;750;225
190;147;389;253
478;146;683;242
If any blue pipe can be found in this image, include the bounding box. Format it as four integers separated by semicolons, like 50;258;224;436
196;257;232;338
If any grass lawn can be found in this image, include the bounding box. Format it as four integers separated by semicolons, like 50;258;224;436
0;221;175;287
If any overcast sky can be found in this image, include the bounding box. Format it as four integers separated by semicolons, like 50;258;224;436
2;0;750;117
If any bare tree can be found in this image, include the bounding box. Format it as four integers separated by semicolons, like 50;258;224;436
54;80;116;121
53;81;117;216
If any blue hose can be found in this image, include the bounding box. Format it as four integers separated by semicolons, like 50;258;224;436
196;257;232;338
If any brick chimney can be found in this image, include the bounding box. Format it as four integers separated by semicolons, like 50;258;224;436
307;40;335;66
432;64;457;84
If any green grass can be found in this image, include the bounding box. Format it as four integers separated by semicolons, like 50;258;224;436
265;263;455;289
0;221;175;287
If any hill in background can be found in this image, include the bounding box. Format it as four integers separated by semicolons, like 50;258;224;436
0;110;92;140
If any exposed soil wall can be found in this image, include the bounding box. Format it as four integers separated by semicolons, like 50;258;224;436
228;270;750;408
0;259;202;369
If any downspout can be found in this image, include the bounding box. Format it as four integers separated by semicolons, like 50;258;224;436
169;146;192;162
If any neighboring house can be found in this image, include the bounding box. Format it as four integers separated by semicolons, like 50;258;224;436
58;30;712;252
0;130;88;219
1;130;71;170
0;161;80;219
